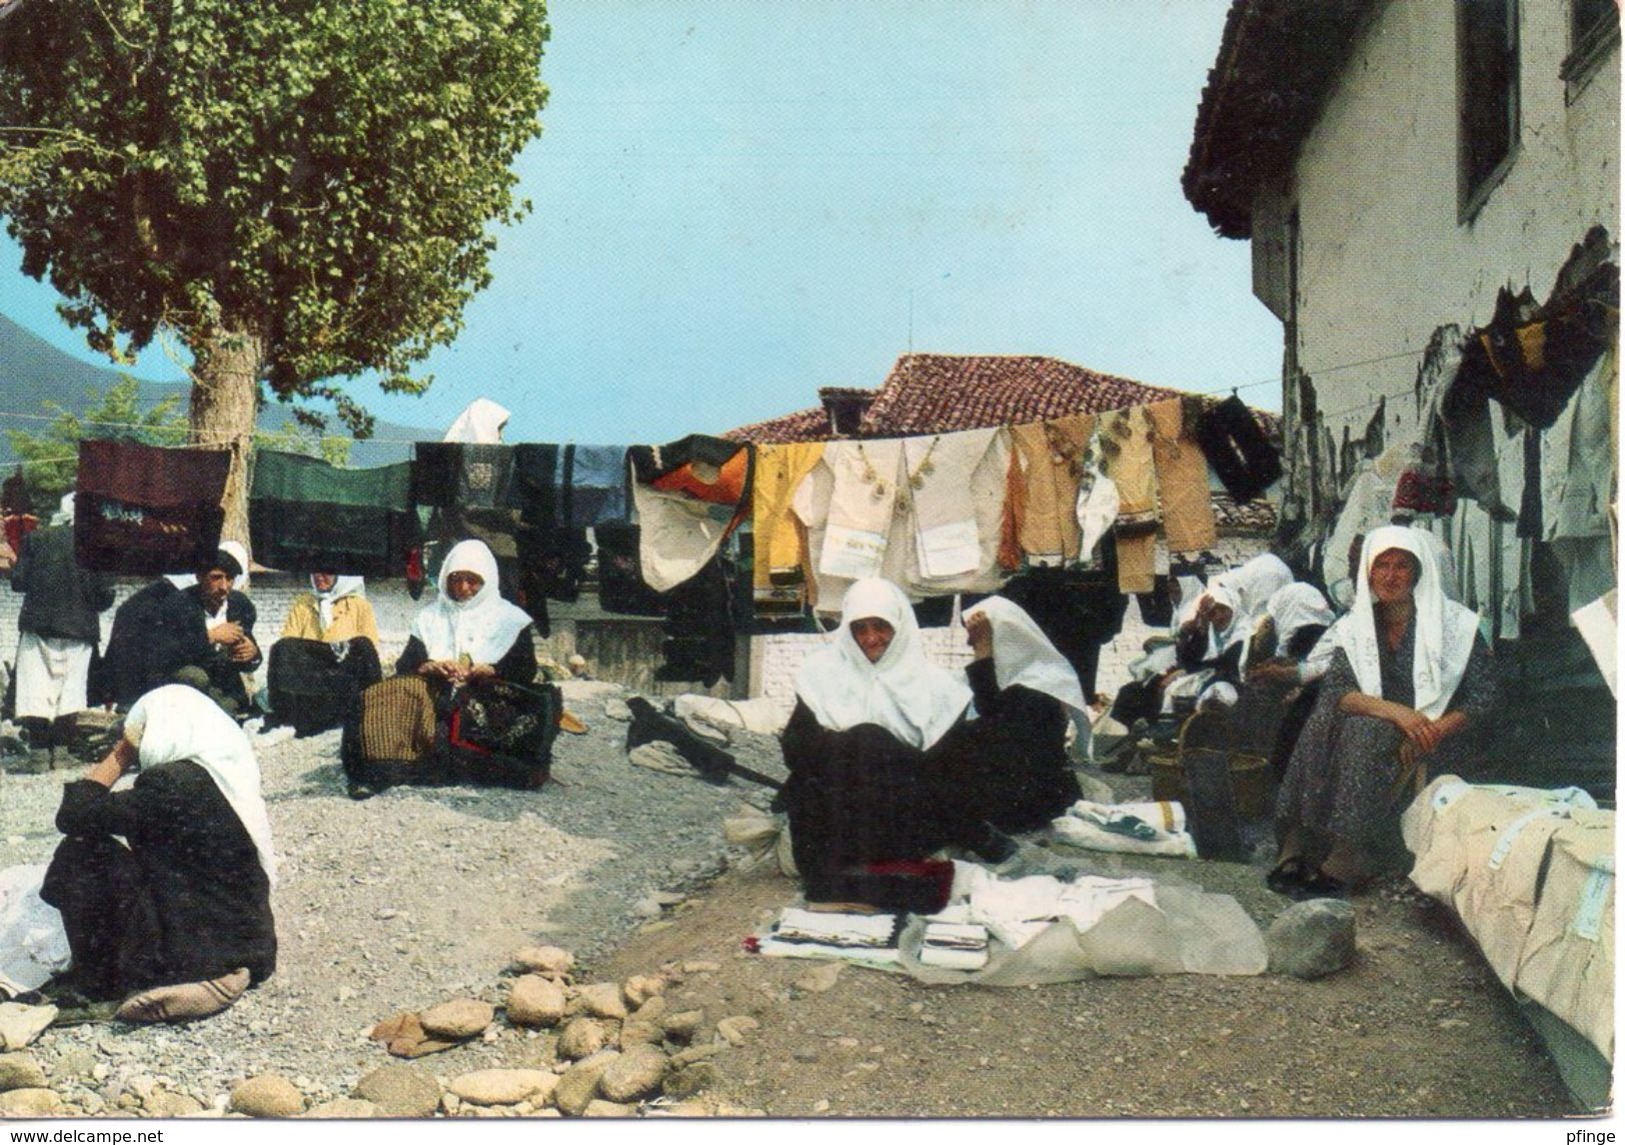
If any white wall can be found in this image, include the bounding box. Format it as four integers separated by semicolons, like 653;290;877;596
1280;0;1618;450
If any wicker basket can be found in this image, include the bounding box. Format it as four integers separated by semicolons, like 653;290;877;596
1151;750;1272;820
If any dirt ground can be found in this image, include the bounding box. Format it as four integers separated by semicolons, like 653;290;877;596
594;812;1586;1121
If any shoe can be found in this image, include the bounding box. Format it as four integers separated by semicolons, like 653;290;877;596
1291;870;1349;901
1265;855;1309;895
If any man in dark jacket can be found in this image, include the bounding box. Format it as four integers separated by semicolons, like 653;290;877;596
148;548;261;716
9;495;115;761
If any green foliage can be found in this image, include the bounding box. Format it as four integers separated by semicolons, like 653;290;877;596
251;421;353;468
4;376;186;503
0;0;550;435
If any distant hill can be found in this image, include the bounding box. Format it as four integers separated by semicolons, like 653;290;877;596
0;313;439;466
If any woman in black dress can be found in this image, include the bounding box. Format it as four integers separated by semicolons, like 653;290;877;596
42;684;277;1022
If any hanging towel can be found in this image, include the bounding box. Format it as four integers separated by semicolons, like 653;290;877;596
250;451;419;577
74;439;230;575
1148;397;1217;554
1009;414;1093;562
628;436;753;594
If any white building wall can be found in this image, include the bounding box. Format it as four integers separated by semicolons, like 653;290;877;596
1283;0;1618;450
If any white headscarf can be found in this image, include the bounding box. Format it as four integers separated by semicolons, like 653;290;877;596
794;578;971;750
1264;583;1336;650
411;539;532;664
311;574;366;634
1333;524;1481;719
442;398;511;444
121;684;278;887
1199;553;1294;655
966;596;1091;745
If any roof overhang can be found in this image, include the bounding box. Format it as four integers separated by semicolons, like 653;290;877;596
1183;0;1377;239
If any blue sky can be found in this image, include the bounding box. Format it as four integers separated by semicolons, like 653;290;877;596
0;0;1284;447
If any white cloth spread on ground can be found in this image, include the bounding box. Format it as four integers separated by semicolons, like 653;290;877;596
0;865;70;997
1051;800;1197;858
919;920;990;971
124;684;278;887
759;907;902;965
13;632;92;721
794;578;970;751
948;862;1158;951
410;539;531;665
1335;524;1480;720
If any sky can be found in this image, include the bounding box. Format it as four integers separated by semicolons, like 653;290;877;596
0;0;1285;450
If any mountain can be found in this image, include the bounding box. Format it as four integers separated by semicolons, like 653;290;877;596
0;313;440;466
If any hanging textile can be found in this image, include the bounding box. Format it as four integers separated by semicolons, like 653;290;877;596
249;451;419;577
1148;396;1217;555
656;551;740;686
627;435;753;594
818;439;905;581
593;522;668;616
904;427;1010;595
1194;396;1281;504
1100;406;1158;595
752;442;826;616
1008;414;1093;563
75;440;230;575
509;443;628;529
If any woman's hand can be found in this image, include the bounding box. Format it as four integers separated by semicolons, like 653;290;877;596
463;662;497;682
418;659;461;681
964;613;994;660
1247;660;1299;685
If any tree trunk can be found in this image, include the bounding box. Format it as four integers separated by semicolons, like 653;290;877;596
188;320;264;557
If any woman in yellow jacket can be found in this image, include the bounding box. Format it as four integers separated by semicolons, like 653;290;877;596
269;574;383;736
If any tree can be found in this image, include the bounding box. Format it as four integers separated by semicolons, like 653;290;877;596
0;0;549;543
5;376;186;506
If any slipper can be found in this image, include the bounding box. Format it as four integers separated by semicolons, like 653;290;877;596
1265;855;1309;895
558;710;588;735
1291;870;1349;901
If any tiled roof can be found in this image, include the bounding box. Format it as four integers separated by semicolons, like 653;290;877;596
860;354;1185;436
1183;0;1375;238
725;406;830;445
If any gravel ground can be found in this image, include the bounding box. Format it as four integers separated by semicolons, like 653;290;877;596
0;679;785;1113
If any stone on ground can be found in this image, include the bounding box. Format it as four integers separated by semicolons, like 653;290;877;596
619;1017;664;1047
1267;898;1357;980
303;1098;379;1119
419;997;494;1039
599;1044;668;1102
660;1009;705;1044
507;974;567;1028
511;946;575;978
557;1016;607;1060
583;1099;637;1117
576;982;628;1020
0;1053;45;1092
229;1074;306;1118
663;1060;719;1099
144;1090;204;1118
354;1063;443;1118
716;1015;760;1045
0;1088;61;1117
793;961;842;993
0;1003;55;1050
553;1051;619;1117
623;974;665;1007
449;1069;559;1107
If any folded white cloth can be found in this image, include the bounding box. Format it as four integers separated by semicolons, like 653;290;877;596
1052;799;1198;859
947;865;1158;951
774;907;898;949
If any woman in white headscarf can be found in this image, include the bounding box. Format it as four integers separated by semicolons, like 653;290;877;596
40;685;277;1022
931;597;1087;841
270;573;384;736
1271;525;1493;898
779;578;972;905
343;540;547;798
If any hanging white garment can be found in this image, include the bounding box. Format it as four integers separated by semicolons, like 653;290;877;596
906;428;1005;587
793;578;970;751
443;398;511;444
1074;464;1121;564
1334;524;1481;720
123;684;278;887
819;441;904;582
410;539;531;665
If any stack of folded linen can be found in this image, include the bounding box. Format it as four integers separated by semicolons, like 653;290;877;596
1051;799;1197;858
919;920;990;971
758;907;902;964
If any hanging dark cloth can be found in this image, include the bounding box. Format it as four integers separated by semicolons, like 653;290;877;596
1194;396;1282;504
249;451;419;577
511;443;628;529
594;522;667;616
75;440;230;575
655;552;739;686
1135;575;1175;628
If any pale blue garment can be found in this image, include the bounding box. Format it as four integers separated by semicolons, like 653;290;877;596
568;445;630;526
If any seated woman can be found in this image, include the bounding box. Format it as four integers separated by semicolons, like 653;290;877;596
1220;582;1338;757
933;596;1087;836
342;539;557;798
1271;525;1492;898
268;573;383;736
778;578;971;909
40;684;277;1022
